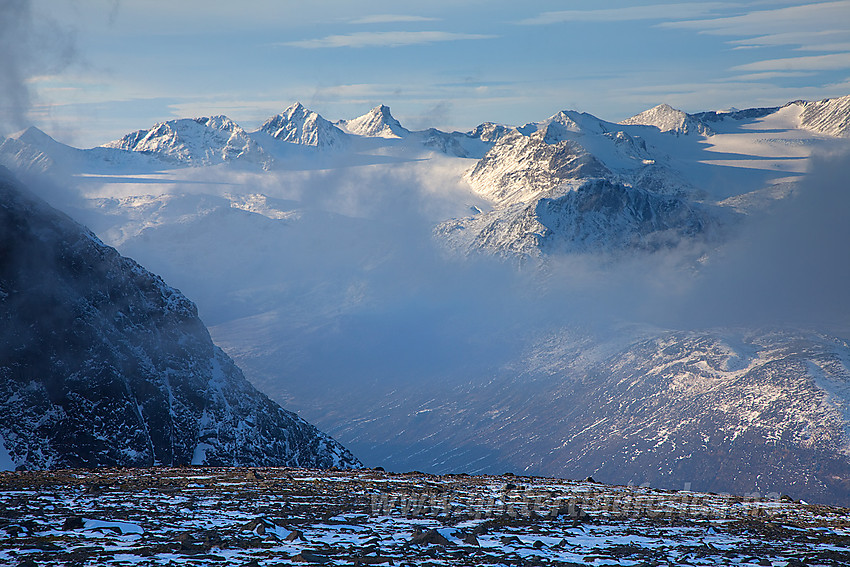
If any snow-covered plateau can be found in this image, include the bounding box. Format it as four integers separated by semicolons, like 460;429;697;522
2;96;850;505
1;467;848;566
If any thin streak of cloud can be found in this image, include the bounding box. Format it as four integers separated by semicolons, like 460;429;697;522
733;52;850;72
518;2;729;25
728;71;815;81
729;30;849;49
662;1;850;38
350;15;439;25
797;42;850;52
282;31;496;49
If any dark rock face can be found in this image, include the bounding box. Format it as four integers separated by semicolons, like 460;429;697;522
438;178;716;258
534;179;711;253
0;168;360;470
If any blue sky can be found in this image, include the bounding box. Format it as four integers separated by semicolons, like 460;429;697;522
9;0;850;146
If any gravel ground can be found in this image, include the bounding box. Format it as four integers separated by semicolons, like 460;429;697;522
1;467;848;566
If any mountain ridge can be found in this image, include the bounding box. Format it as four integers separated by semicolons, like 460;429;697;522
0;167;360;471
2;94;850;502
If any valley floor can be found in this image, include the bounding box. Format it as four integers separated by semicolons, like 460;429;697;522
0;467;848;566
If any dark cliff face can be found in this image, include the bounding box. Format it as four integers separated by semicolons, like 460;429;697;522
0;168;360;470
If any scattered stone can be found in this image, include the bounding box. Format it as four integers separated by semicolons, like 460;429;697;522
292;551;330;563
62;516;85;530
1;467;848;567
458;531;479;546
176;531;215;553
353;556;394;565
409;528;450;546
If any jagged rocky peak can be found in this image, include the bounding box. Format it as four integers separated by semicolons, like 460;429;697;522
340;104;410;138
468;121;514;142
797;94;850;137
518;110;610;141
0;167;360;471
465;129;611;207
103;115;269;166
258;102;348;148
620;103;710;135
533;113;585;143
548;110;604;132
438;177;714;258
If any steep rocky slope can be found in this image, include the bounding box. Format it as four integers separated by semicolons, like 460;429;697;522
437;178;716;257
314;328;850;506
0;168;359;470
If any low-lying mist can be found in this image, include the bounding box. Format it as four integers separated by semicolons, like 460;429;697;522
89;149;850;408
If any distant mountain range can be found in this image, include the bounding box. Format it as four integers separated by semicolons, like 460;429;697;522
4;95;846;261
2;94;849;504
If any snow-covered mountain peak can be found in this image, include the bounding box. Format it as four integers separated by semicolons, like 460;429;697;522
339;104;410;138
620;103;710;135
258;103;348;149
9;125;58;146
103;115;271;167
552;110;607;131
797;94;850;137
464;129;611;207
195;115;241;131
468;121;514;143
0;126;70;168
516;110;613;145
535;112;585;143
273;102;315;124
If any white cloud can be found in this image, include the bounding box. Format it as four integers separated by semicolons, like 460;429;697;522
729;30;849;49
733;52;850;72
797;42;850;52
728;71;815;81
283;31;496;49
662;1;850;38
518;3;729;25
350;15;439;25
